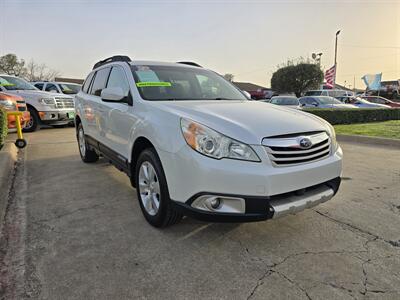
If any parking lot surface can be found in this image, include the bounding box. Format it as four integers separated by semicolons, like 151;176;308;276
1;128;399;299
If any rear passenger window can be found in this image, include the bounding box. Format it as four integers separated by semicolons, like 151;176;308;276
82;73;94;94
90;68;111;96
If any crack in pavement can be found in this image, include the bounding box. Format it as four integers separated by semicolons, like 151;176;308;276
246;270;273;300
0;150;35;299
244;249;369;300
272;269;312;300
313;210;400;249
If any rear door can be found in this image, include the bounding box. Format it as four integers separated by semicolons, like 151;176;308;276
85;67;111;144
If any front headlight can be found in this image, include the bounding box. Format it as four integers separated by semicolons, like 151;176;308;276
181;118;260;162
39;98;56;106
0;99;17;111
326;122;338;152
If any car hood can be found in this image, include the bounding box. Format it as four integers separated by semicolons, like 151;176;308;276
5;90;73;100
154;100;329;145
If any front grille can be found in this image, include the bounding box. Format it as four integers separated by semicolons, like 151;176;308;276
262;131;331;166
55;97;74;109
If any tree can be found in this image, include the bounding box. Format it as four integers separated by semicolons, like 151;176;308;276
0;54;61;81
23;60;61;81
0;54;26;76
223;73;234;82
271;59;323;97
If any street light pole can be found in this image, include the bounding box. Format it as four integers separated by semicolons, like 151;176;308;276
334;30;341;89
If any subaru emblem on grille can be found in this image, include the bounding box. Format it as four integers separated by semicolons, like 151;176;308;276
299;137;312;149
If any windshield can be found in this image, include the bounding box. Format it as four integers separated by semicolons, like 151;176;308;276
270;97;298;105
59;83;81;94
319;97;342;104
131;65;247;101
0;76;37;91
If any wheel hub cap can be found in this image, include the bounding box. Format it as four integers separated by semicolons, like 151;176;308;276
138;161;160;216
78;128;86;156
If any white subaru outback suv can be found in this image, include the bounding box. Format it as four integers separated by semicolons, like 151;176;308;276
75;56;342;227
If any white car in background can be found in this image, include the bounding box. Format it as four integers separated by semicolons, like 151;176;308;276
305;89;354;98
33;81;82;95
75;56;343;228
268;96;301;109
0;75;75;131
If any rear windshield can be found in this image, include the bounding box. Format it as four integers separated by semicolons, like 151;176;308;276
131;65;247;101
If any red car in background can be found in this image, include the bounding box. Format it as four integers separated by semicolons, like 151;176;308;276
360;96;400;108
0;92;30;132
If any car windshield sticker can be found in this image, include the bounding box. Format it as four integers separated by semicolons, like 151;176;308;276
136;82;172;87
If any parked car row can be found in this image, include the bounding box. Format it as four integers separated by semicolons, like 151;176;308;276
0;75;81;131
264;94;397;110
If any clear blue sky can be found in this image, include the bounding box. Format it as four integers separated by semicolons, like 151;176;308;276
1;0;399;89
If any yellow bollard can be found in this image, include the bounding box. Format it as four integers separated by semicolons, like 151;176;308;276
7;111;27;148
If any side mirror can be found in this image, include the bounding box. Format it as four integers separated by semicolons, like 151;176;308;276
101;87;125;102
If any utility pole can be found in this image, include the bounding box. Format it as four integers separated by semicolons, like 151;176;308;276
334;30;341;89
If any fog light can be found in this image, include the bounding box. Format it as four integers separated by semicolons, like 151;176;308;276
209;197;221;209
191;194;245;213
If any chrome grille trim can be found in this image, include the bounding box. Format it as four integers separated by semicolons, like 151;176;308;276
262;132;331;167
55;97;74;109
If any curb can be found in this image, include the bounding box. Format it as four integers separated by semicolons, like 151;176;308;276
337;134;400;148
0;143;18;234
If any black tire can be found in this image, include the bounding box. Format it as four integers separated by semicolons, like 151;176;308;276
53;124;67;128
135;148;183;227
23;106;40;132
77;123;99;163
15;139;27;149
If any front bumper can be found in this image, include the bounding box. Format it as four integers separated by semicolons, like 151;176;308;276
7;111;30;131
38;110;75;125
172;177;341;222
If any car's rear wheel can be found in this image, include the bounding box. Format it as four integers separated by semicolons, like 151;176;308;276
77;123;99;163
23;107;40;132
135;148;182;227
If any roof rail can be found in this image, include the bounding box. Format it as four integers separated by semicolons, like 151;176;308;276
93;55;132;70
177;61;202;68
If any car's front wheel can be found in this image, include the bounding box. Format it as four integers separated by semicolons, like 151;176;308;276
23;106;40;132
77;123;99;163
135;148;182;227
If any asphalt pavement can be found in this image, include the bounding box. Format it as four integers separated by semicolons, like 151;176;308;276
1;128;399;300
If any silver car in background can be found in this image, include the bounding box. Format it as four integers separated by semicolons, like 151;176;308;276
299;96;358;109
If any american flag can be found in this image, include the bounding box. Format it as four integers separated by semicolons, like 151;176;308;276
324;65;336;87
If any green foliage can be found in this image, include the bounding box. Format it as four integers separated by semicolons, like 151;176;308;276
304;108;400;125
0;53;26;76
271;60;323;97
0;108;8;147
334;120;400;139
